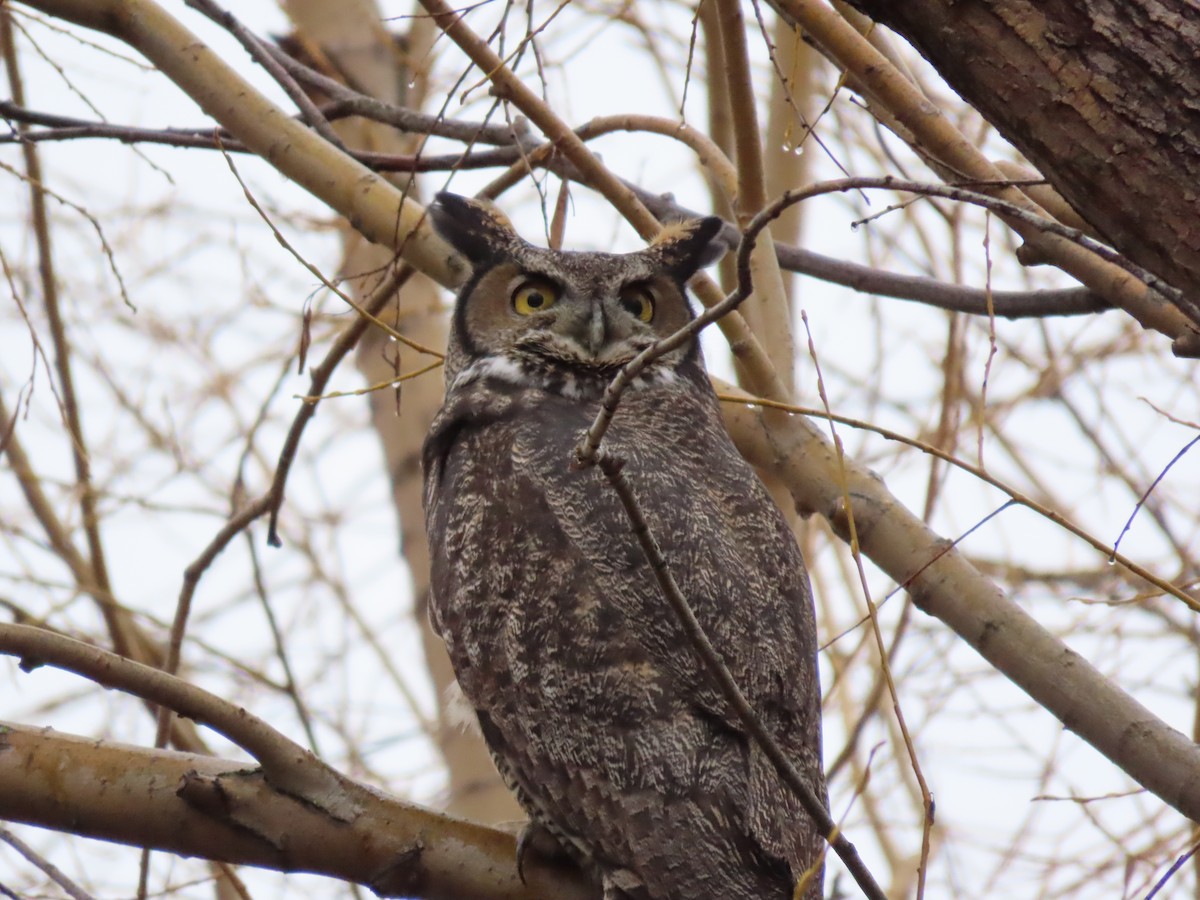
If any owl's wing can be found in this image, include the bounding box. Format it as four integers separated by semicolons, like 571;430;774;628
506;387;825;889
422;378;530;637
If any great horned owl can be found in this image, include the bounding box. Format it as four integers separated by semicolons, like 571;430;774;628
422;192;826;899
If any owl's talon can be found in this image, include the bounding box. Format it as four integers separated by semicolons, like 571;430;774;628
515;821;570;884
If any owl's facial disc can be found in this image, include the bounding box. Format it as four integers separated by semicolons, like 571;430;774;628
510;281;655;367
449;245;704;398
462;259;684;367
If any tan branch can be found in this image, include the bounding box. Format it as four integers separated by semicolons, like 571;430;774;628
715;386;1200;824
0;721;594;900
770;0;1199;349
17;0;459;284
713;0;795;392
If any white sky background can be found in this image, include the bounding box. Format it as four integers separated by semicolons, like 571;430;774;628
2;1;1200;897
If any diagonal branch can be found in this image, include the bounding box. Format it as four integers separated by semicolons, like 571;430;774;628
593;454;886;900
579;177;1200;850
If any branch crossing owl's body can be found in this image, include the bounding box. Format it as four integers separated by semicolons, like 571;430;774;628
423;194;826;899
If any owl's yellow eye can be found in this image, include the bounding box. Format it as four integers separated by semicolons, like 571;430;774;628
620;287;655;323
512;280;559;315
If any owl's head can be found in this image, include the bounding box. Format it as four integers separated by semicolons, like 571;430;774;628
430;192;725;396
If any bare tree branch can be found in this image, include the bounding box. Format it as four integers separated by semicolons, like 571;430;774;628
768;0;1200;349
841;0;1200;314
0;721;594;900
0;101;1118;319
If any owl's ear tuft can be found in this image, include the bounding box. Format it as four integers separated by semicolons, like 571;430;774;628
429;192;521;266
648;216;728;282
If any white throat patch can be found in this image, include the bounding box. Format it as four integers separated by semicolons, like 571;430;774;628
451;354;677;400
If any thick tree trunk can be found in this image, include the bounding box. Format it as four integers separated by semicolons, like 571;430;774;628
845;0;1200;308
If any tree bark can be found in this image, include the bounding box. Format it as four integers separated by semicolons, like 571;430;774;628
0;722;593;900
843;0;1200;312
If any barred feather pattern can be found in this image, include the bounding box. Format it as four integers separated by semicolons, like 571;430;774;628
422;192;826;900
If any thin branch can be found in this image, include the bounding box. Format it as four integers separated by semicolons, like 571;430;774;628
801;309;934;897
592;454;886;900
215;142;443;358
0;101;1111;319
266;263;416;546
261;35;527;146
154;494;275;747
718;381;1200;829
0;825;95;900
183;0;345;150
575;179;1200;894
573;185;889;898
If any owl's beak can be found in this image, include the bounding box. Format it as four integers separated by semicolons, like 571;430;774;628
581;304;607;357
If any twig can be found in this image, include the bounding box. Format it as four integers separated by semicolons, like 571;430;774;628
154;495;274;748
571;185;892;897
593;454;886;900
0;101;1110;319
261;39;527;147
1145;837;1200;900
800;308;933;897
184;0;345;150
1111;434;1200;558
266;264;415;546
297;358;443;402
0;120;536;172
216;142;442;358
0;826;95;900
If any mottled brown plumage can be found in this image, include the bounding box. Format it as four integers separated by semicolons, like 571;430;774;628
422;193;826;899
